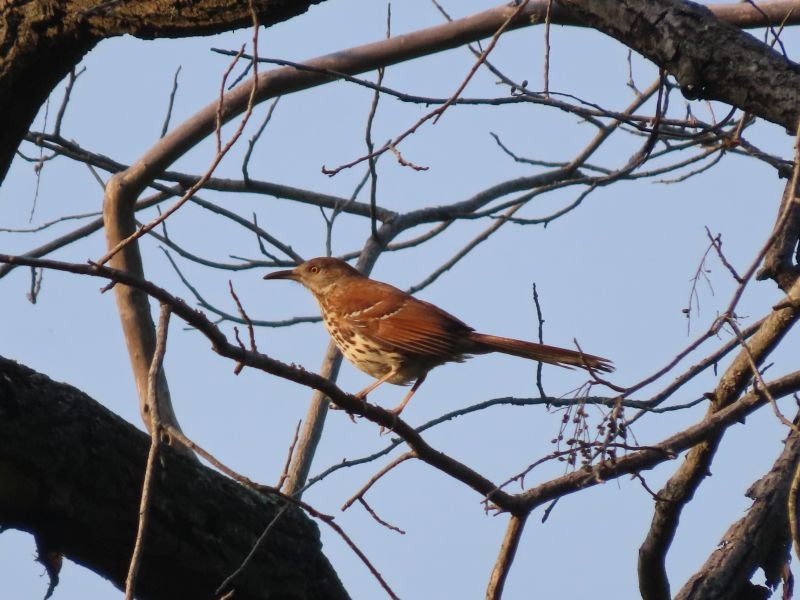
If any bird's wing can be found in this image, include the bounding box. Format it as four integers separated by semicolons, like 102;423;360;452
341;283;472;358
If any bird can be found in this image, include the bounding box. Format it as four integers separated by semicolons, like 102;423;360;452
264;257;612;416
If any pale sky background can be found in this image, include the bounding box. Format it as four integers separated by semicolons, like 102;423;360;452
2;1;800;598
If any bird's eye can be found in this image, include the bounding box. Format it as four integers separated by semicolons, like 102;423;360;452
310;266;320;274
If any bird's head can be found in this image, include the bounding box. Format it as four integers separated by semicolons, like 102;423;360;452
263;257;362;295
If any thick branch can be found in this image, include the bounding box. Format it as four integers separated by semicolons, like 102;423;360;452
103;176;192;458
486;514;528;600
5;1;800;186
674;412;800;600
558;0;800;131
0;356;348;600
0;0;323;182
757;166;800;289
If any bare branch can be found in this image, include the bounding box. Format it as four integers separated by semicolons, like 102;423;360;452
322;0;532;176
242;96;280;182
125;304;171;600
486;514;528;600
163;426;400;600
54;67;86;138
98;39;260;267
159;66;182;139
342;453;414;511
638;272;800;599
276;420;302;490
357;498;406;535
675;409;800;599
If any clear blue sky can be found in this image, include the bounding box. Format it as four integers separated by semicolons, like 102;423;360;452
2;1;799;598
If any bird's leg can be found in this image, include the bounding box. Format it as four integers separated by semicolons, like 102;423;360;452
354;367;400;399
332;367;401;415
388;373;427;416
379;374;428;435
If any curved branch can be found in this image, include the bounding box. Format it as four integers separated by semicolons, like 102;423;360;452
638;276;800;599
0;0;323;182
103;175;193;459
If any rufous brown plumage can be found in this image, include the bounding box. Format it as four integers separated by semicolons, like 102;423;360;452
264;257;612;415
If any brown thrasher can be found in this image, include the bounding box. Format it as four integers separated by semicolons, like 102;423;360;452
264;257;612;415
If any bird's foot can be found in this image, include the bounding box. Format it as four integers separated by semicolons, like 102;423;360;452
378;407;402;435
353;393;370;415
329;403;358;423
330;394;370;423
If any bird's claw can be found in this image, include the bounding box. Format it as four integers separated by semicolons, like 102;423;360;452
329;394;370;424
379;409;401;435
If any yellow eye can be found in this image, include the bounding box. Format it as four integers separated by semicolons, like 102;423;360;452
310;266;320;274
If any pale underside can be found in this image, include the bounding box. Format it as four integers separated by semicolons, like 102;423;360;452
316;283;476;385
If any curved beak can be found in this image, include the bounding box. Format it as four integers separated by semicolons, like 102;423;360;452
263;268;298;281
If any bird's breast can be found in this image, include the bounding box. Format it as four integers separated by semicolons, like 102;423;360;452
320;311;420;384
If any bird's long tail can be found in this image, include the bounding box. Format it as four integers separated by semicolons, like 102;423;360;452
469;332;614;373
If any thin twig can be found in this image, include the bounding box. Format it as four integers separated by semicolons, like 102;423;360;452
277;420;302;490
96;31;260;267
543;0;553;97
216;501;293;597
532;283;547;398
160;247;319;327
726;317;798;432
164;426;400;600
406;202;525;294
365;6;391;240
706;226;744;283
124;304;172;600
358;497;406;535
160;66;182;138
54;67;86;137
342;453;414;511
322;0;530;176
26;267;43;304
242;96;280;182
228;280;257;351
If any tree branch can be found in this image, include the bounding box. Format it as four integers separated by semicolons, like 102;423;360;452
558;0;800;131
0;356;348;600
638;276;800;600
674;411;800;599
0;0;324;182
